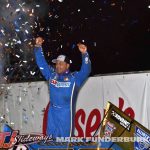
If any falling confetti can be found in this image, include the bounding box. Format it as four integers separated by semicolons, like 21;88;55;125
0;0;149;82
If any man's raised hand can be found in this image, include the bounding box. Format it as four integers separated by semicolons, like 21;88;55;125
77;43;87;54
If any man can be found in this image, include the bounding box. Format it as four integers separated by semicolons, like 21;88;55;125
34;37;91;138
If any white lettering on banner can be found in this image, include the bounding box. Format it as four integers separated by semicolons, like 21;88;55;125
137;129;150;142
55;137;147;143
111;110;131;131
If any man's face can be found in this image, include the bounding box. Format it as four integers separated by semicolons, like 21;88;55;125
55;60;70;74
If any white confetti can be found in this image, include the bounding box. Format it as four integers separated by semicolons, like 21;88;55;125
17;40;22;44
1;29;5;35
16;8;20;12
30;71;35;75
16;55;20;58
25;30;29;34
36;5;40;7
23;60;27;63
15;29;20;32
6;3;10;8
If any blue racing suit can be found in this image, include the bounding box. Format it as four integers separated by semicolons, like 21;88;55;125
34;46;91;138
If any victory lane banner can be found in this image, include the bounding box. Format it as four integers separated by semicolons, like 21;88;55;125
0;125;110;150
1;102;150;150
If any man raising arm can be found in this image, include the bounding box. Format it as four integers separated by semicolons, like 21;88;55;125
34;37;91;138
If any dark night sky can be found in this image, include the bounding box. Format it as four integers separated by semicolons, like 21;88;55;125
1;0;150;82
39;0;150;76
